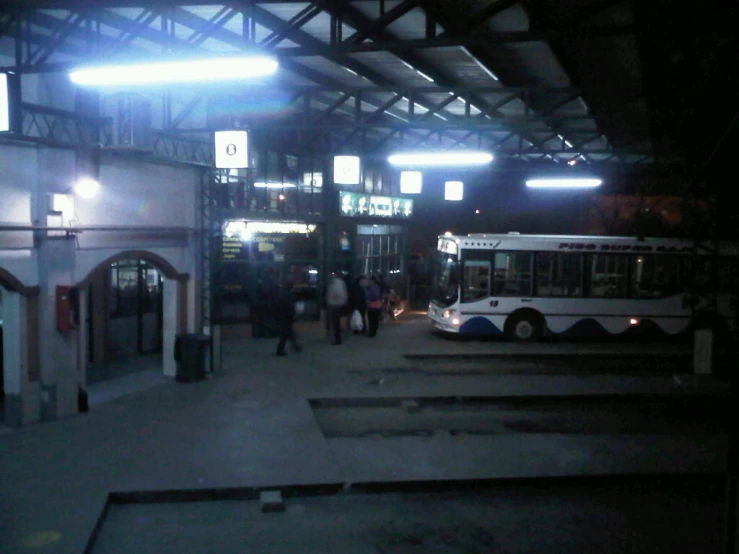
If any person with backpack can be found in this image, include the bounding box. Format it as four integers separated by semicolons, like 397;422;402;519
326;270;349;344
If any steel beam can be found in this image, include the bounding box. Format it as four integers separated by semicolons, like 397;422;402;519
260;2;325;48
342;0;420;43
27;10;84;66
169;95;204;130
276;24;634;56
184;6;237;48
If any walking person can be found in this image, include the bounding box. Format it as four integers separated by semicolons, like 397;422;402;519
274;280;302;356
326;270;348;344
350;276;368;334
365;276;383;338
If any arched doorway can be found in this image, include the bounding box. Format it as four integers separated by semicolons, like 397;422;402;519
87;259;164;383
77;251;188;387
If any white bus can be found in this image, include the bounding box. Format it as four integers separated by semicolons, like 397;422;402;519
427;233;738;341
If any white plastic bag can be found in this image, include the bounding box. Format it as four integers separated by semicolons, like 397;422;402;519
350;309;363;331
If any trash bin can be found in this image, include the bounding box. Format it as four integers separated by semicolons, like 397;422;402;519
174;333;211;383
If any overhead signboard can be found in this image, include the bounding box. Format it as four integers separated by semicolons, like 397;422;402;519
215;130;248;169
339;191;413;219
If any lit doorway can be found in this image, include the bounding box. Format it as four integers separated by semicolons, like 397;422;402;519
87;259;163;383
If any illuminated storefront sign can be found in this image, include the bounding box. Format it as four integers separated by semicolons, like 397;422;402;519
339;192;413;219
221;220;318;260
223;220;316;237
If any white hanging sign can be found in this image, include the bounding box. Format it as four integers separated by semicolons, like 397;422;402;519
215;130;248;169
400;171;422;194
445;181;464;201
333;155;360;185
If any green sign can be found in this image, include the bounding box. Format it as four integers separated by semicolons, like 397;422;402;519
339;191;413;218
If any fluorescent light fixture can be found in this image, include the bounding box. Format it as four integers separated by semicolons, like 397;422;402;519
400;171;423;194
445;181;464;201
74;178;100;198
253;182;296;188
0;73;9;132
416;70;434;82
69;55;278;86
215;130;248;169
388;152;493;166
526;178;602;189
334;155;360;185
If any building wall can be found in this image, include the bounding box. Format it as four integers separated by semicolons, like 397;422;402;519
0;138;202;423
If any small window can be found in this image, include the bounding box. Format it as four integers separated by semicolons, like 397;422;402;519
493;252;532;296
536;253;582;297
630;255;680;298
462;260;491;303
588;254;628;298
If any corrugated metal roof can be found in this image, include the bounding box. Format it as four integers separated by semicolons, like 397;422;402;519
3;0;668;162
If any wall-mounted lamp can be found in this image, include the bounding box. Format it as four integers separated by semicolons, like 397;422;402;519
74;178;100;198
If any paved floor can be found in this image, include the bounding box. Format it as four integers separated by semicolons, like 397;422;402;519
0;312;732;553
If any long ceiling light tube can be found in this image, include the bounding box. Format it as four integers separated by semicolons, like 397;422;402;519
388;152;493;166
69;55;278;86
525;178;602;189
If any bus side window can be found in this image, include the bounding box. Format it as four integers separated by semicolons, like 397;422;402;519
630;255;680;298
462;261;491;303
536;253;582;297
588;254;627;298
494;252;532;296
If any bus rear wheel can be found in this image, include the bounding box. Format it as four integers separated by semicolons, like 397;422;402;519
506;312;543;342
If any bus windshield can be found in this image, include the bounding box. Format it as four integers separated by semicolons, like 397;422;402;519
433;254;459;307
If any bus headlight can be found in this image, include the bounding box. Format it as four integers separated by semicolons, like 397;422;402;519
451;318;460;325
442;309;457;319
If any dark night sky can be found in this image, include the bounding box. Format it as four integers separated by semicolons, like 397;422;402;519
405;166;590;255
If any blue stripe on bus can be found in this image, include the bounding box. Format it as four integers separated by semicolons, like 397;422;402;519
461;312;689;319
547;318;611;338
459;316;504;335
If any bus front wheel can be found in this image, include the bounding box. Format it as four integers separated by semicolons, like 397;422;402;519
505;311;543;342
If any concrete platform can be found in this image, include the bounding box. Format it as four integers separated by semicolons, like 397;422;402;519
0;312;732;554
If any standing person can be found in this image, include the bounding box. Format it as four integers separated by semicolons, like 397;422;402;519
365;276;383;338
326;270;348;345
274;280;302;356
350;276;368;334
377;274;391;321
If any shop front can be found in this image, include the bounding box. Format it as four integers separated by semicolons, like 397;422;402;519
213;220;323;333
335;191;414;297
